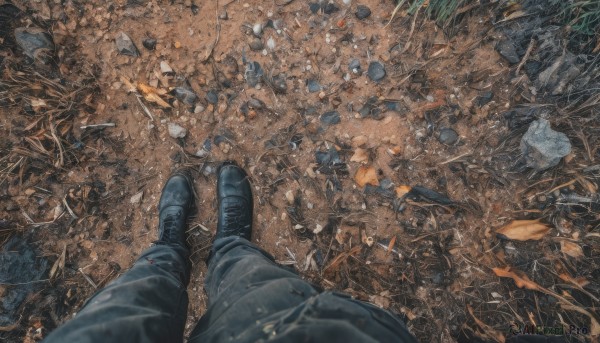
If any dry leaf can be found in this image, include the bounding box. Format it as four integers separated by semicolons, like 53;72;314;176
494;266;600;336
560;240;584;258
558;273;589;288
495;219;550;241
467;304;506;343
395;185;412;198
387;235;397;255
492;266;542;291
137;83;171;108
350;148;369;164
354;165;379;187
49;244;67;280
119;76;136;93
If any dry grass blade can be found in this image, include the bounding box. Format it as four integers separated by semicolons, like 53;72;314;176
494;266;600;336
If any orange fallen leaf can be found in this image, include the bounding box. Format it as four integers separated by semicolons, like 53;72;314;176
560;240;584;258
137;83;170;108
350;148;369;164
467;304;506;343
495;219;550;241
395;185;412;197
558;273;589;288
494;266;600;336
354;165;379;187
387;235;397;255
492;266;542;291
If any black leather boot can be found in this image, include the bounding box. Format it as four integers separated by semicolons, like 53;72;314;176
215;161;253;241
157;171;195;247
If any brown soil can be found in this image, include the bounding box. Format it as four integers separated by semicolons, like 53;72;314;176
1;0;599;342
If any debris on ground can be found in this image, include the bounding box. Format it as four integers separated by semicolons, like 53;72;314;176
1;0;599;342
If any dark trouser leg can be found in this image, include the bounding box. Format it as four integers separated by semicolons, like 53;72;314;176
44;243;190;343
188;237;319;341
189;237;419;343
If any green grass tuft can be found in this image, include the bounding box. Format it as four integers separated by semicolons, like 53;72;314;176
551;0;600;35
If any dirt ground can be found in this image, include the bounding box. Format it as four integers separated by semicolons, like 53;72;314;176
1;0;599;342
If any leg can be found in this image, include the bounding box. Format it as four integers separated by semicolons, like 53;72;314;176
45;171;196;343
189;237;319;341
44;243;190;343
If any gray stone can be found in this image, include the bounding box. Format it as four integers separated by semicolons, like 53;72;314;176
320;111;340;125
495;40;519;64
168;122;187;139
367;61;385;82
307;79;322;93
438;128;459;145
355;5;371;20
115;31;139;57
14;27;54;61
244;61;263;87
520;119;571;171
172;87;198;106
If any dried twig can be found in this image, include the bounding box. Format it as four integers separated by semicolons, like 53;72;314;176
78;268;97;289
80;123;116;129
516;37;536;75
203;0;221;62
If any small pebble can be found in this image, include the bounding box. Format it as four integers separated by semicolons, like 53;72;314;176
355;5;371;20
142;38;157;50
168;123;187;139
249;38;263;51
438;128;459;145
367;61;386;81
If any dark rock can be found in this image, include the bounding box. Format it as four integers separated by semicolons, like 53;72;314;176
309;3;320;14
320;110;341;125
0;237;48;328
495;40;519;64
367;61;386;81
142;38;157;50
249;38;263;51
244;61;263;87
438;128;459;145
475;91;494;107
315;147;341;165
0;4;22;50
322;3;339;14
248;97;266;110
364;184;395;198
524;60;542;78
358;97;381;119
191;4;199;15
355;5;371;19
520;119;571;171
409;186;453;205
14;27;54;62
383;100;402;112
205;90;219;104
115;31;139;57
307;79;322;93
172;87;198;106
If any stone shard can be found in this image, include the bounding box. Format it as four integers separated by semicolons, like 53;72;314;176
520;119;571;171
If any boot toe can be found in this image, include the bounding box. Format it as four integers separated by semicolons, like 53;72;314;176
158;173;194;212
